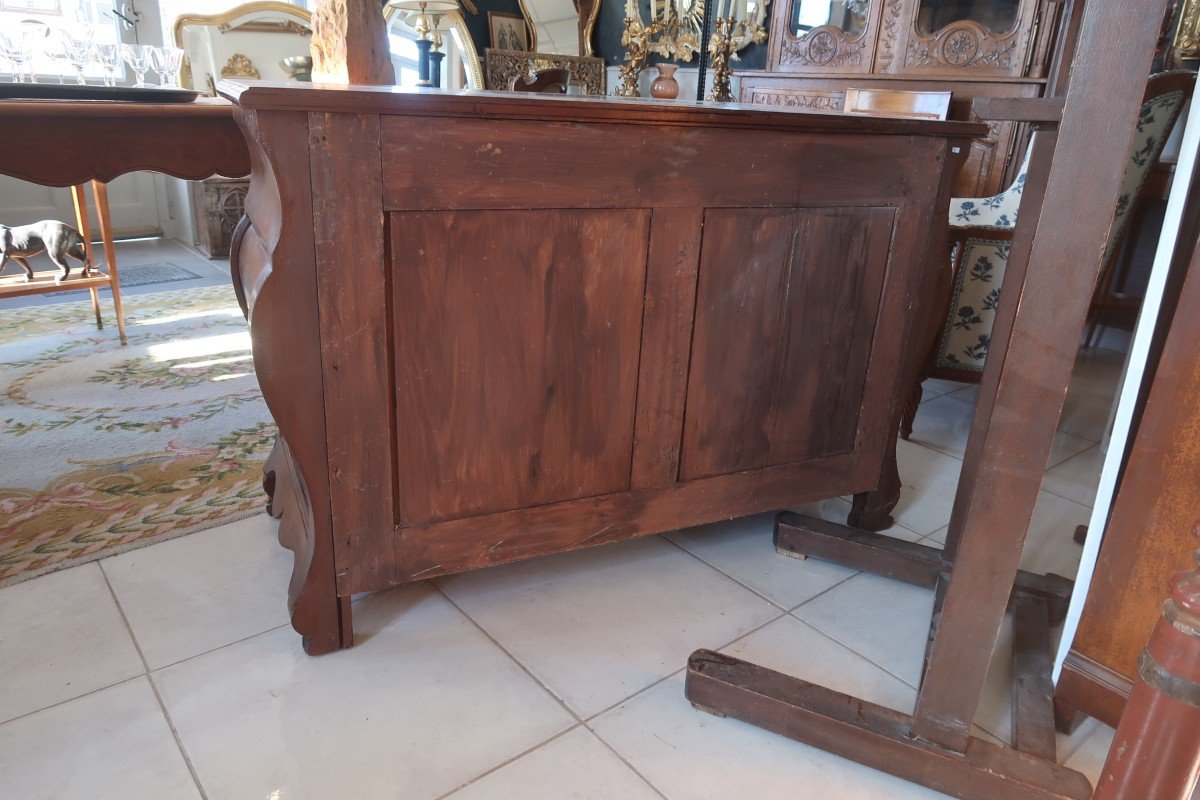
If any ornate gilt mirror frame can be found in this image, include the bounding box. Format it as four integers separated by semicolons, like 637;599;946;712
382;3;485;89
512;0;603;56
174;1;312;93
1176;0;1200;59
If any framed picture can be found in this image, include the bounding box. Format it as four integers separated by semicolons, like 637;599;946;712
488;11;529;52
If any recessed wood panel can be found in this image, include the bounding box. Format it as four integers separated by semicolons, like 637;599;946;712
391;209;649;526
680;206;896;481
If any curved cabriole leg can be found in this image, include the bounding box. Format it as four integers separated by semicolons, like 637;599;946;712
238;108;352;655
848;422;901;532
270;435;352;656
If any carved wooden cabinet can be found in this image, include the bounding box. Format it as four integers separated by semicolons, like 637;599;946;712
743;0;1065;197
222;81;982;655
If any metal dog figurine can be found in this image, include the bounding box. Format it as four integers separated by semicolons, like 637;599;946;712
0;220;92;285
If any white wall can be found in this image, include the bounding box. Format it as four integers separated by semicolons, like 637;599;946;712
603;65;743;101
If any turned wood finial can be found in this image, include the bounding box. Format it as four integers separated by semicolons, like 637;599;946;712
1092;520;1200;800
310;0;396;85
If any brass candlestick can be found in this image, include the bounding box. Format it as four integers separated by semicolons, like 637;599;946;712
707;15;734;103
616;14;661;97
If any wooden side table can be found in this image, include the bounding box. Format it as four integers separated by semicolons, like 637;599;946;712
0;98;251;344
0;180;126;344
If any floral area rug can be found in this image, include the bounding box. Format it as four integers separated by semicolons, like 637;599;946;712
0;285;275;587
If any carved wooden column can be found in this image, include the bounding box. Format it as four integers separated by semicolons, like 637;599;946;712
310;0;396;85
1092;523;1200;800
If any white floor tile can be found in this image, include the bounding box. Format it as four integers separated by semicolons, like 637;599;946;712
908;394;1093;468
907;394;976;458
921;378;969;398
892;439;963;536
921;488;1088;584
1042;445;1104;508
665;502;858;610
0;677;200;800
1020;491;1091;578
436;535;779;719
1063;722;1113;786
154;582;574;800
793;571;933;687
103;515;293;669
0;563;143;723
447;727;661;800
591;616;952;800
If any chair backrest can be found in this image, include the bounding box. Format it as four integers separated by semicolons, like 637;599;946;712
1101;70;1195;265
509;67;570;93
174;1;312;95
843;88;951;121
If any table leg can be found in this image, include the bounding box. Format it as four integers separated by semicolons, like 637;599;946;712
91;181;126;345
69;184;103;329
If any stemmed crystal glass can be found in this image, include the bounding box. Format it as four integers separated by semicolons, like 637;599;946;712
93;42;121;87
120;42;152;88
0;31;28;82
59;25;94;85
149;46;184;87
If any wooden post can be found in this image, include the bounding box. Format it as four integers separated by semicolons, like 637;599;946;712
1092;523;1200;800
91;181;126;345
69;183;102;329
310;0;396;85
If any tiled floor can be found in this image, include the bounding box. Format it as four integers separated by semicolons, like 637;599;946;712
0;278;1132;799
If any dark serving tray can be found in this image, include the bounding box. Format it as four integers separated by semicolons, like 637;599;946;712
0;82;200;103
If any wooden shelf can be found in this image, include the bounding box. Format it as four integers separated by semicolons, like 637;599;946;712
0;268;112;299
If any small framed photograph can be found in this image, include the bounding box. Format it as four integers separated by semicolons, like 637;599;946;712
488;11;529;52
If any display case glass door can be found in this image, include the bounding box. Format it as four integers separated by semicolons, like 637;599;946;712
877;0;1041;77
769;0;884;75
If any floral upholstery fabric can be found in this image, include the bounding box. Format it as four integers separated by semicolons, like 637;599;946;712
934;86;1189;373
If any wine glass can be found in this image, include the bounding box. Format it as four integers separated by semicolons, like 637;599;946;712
120;42;152;88
93;42;120;87
0;31;27;82
59;25;94;85
149;45;184;87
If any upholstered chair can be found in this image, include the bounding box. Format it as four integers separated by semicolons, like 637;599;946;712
902;70;1195;438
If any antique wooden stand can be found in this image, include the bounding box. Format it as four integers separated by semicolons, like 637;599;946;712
684;0;1167;796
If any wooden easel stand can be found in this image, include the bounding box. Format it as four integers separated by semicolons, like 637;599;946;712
683;0;1166;795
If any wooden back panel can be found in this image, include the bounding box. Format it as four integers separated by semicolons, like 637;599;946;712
225;83;979;592
391;209;649;526
681;206;897;480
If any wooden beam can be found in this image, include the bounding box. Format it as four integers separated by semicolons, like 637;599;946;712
310;0;396;85
912;0;1166;751
685;651;1093;800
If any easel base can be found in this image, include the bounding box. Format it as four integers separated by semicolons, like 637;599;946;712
774;511;1074;625
680;510;1091;800
684;650;1093;800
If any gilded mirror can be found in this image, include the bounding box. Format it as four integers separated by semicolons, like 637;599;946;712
517;0;601;55
384;2;484;89
652;0;770;56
